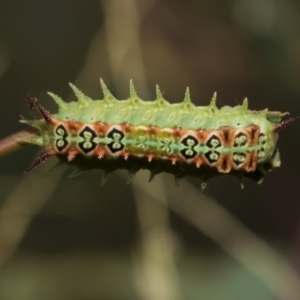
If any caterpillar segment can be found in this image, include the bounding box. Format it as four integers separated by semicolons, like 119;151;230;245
21;79;295;188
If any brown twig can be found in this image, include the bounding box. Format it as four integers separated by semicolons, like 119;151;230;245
0;127;39;158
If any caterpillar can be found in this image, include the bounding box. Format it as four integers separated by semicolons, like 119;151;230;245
21;79;295;189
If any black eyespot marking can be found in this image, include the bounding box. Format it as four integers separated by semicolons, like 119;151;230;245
107;128;125;140
56;139;68;152
206;135;221;148
78;126;97;153
233;152;246;166
79;126;97;139
181;135;198;147
180;135;198;159
180;149;197;159
55;124;67;137
107;128;125;153
233;132;248;147
204;151;220;164
55;124;68;152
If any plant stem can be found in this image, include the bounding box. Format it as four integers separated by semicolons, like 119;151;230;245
0;127;39;158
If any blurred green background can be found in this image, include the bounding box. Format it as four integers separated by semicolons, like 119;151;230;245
0;0;300;299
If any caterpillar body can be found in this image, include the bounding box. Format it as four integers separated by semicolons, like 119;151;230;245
22;79;295;189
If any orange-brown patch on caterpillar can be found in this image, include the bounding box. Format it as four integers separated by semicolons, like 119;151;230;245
196;129;206;142
121;151;130;160
95;146;107;160
64;122;92;136
173;126;182;138
244;151;258;172
170;157;178;165
218;126;231;146
94;122;109;137
248;125;260;146
148;125;157;135
67;119;82;133
122;123;132;133
147;154;154;163
193;157;204;168
67;147;80;162
48;117;61;127
215;154;232;173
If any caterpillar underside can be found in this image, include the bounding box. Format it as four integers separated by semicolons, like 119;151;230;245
21;79;295;189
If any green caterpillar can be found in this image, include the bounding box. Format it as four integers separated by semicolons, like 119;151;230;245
21;79;295;189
